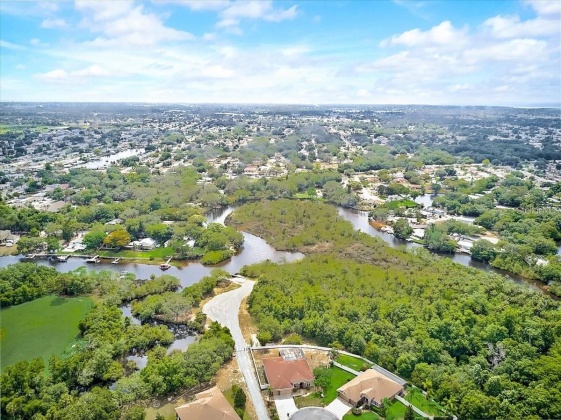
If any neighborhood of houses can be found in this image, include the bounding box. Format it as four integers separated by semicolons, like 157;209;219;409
175;346;448;420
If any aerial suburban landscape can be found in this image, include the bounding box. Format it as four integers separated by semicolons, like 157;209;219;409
1;1;560;420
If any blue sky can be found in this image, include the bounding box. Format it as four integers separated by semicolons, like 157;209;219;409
1;0;559;105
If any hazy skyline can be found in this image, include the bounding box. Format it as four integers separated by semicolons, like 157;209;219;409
1;0;560;105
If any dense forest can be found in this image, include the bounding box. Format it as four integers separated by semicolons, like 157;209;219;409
231;199;561;419
0;264;235;419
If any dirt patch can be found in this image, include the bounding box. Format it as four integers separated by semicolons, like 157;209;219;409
301;242;333;254
369;220;386;229
239;296;258;343
192;282;241;316
302;349;330;371
215;358;257;420
0;246;17;256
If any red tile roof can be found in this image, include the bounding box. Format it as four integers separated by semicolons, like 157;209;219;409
262;357;314;390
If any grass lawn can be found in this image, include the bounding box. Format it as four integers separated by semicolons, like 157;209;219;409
98;247;174;259
405;387;447;416
386;199;418;210
336;354;371;371
386;400;408;420
324;366;356;403
295;366;355;408
223;387;251;420
0;295;93;371
343;411;381;420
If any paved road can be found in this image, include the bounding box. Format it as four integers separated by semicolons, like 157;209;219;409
203;278;270;420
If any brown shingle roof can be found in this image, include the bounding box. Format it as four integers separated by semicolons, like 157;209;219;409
262;357;314;390
175;386;240;420
337;369;403;405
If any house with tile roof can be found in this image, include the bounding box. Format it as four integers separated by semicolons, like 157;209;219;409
262;356;315;396
175;386;240;420
337;369;404;408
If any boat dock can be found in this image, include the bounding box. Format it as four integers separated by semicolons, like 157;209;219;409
86;255;100;263
159;257;172;270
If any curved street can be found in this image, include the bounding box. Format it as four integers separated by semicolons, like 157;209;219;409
203;277;270;420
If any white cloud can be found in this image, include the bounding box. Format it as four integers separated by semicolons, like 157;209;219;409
0;39;26;50
35;65;112;82
464;38;547;63
524;0;561;16
76;3;193;47
75;1;133;22
35;69;69;82
177;0;230;11
0;0;58;18
202;32;218;41
482;14;560;38
40;18;68;29
380;21;468;48
3;0;559;105
217;0;297;30
448;83;471;92
30;38;49;47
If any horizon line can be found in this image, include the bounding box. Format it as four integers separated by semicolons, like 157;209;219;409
1;101;560;109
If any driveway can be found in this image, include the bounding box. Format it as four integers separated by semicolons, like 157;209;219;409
203;277;270;420
325;398;352;419
273;394;298;419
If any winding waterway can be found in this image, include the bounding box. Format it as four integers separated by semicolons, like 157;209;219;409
0;207;305;360
0;201;553;305
0;207;304;289
336;205;554;297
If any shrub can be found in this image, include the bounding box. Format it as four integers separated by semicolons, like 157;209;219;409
201;250;232;265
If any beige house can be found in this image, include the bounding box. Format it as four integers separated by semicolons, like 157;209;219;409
175;386;240;420
0;230;14;245
337;369;404;407
262;356;315;396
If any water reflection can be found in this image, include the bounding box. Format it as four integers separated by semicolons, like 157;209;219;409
336;206;554;297
80;149;145;169
0;207;304;288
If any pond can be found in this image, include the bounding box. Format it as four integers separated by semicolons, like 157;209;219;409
79;148;145;169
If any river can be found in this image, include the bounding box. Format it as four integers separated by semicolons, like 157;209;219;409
336;205;554;297
0;200;554;317
0;207;305;361
0;207;304;289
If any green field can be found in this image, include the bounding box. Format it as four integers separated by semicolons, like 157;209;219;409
295;366;355;409
343;411;381;420
0;295;93;371
385;400;408;420
386;199;418;210
404;387;446;416
336;354;372;371
98;247;174;259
